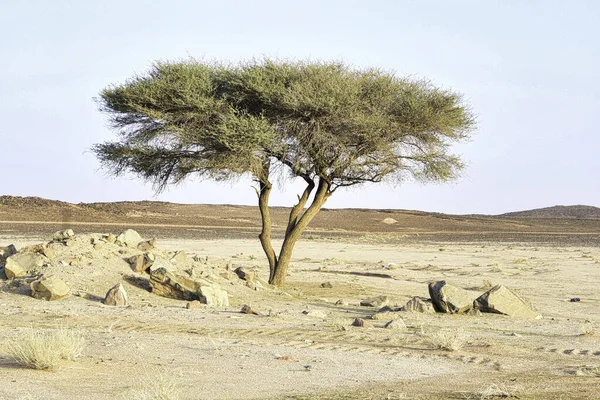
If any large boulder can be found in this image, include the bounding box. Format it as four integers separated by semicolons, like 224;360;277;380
4;253;45;279
116;229;142;248
428;281;477;314
149;269;229;307
104;283;129;306
30;276;70;300
474;285;541;319
401;296;436;313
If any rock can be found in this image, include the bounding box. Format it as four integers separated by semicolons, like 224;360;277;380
129;254;153;273
103;283;128;306
41;246;57;259
302;310;327;319
384;319;407;330
360;295;389;307
246;280;263;291
474;285;541;319
335;299;349;306
428;281;477;314
104;233;116;243
234;267;256;281
170;250;189;266
371;311;401;321
570;297;581;302
115;229;142;248
137;239;156;252
352;318;373;328
0;244;17;261
321;282;333;288
4;253;45;278
148;256;176;274
199;286;229;307
52;229;74;242
149;268;229;306
186;300;202;309
30;276;70;300
402;296;436;313
241;304;259;315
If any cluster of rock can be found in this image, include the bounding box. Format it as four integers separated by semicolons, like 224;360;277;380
0;228;231;308
358;280;540;320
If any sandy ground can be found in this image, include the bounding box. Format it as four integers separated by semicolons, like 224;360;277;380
1;234;600;399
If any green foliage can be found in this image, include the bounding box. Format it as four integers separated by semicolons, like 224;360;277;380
94;58;475;192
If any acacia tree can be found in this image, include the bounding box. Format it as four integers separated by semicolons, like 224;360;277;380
93;59;475;286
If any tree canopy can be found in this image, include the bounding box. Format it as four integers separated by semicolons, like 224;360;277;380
94;59;475;286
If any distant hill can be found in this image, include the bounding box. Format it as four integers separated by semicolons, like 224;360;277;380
499;205;600;219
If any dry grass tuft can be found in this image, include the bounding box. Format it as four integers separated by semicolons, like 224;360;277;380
123;370;182;400
426;329;467;352
7;328;85;370
476;383;515;399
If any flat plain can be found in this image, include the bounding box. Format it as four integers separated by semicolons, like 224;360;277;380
1;197;599;399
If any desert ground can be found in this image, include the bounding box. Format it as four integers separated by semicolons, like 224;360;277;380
1;197;599;399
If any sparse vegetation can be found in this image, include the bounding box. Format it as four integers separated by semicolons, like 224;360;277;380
7;328;85;370
122;370;182;400
426;329;468;351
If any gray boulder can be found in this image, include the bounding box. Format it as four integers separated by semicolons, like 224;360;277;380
30;276;70;301
149;269;229;307
104;283;129;306
384;319;407;330
148;255;176;274
428;281;477;313
360;295;389;307
5;253;45;279
116;229;142;248
401;296;436;313
474;285;541;319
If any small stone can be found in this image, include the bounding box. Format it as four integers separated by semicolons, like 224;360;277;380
371;311;401;321
335;299;348;306
30;276;70;301
241;304;259;315
234;267;256;281
104;233;116;243
103;283;128;306
360;295;389;307
52;229;74;242
186;300;202;309
384;319;407;330
352;318;373;328
129;254;153;273
302;310;327;319
570;298;581;302
137;239;156;252
321;282;333;288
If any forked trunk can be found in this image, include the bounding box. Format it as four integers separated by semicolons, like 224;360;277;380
262;178;330;287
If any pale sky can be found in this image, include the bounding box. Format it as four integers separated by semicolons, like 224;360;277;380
1;0;598;214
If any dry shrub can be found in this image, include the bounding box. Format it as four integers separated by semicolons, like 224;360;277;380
7;328;85;370
123;370;182;400
427;329;467;351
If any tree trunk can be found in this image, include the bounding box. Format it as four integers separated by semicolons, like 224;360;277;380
257;180;277;282
269;178;330;286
